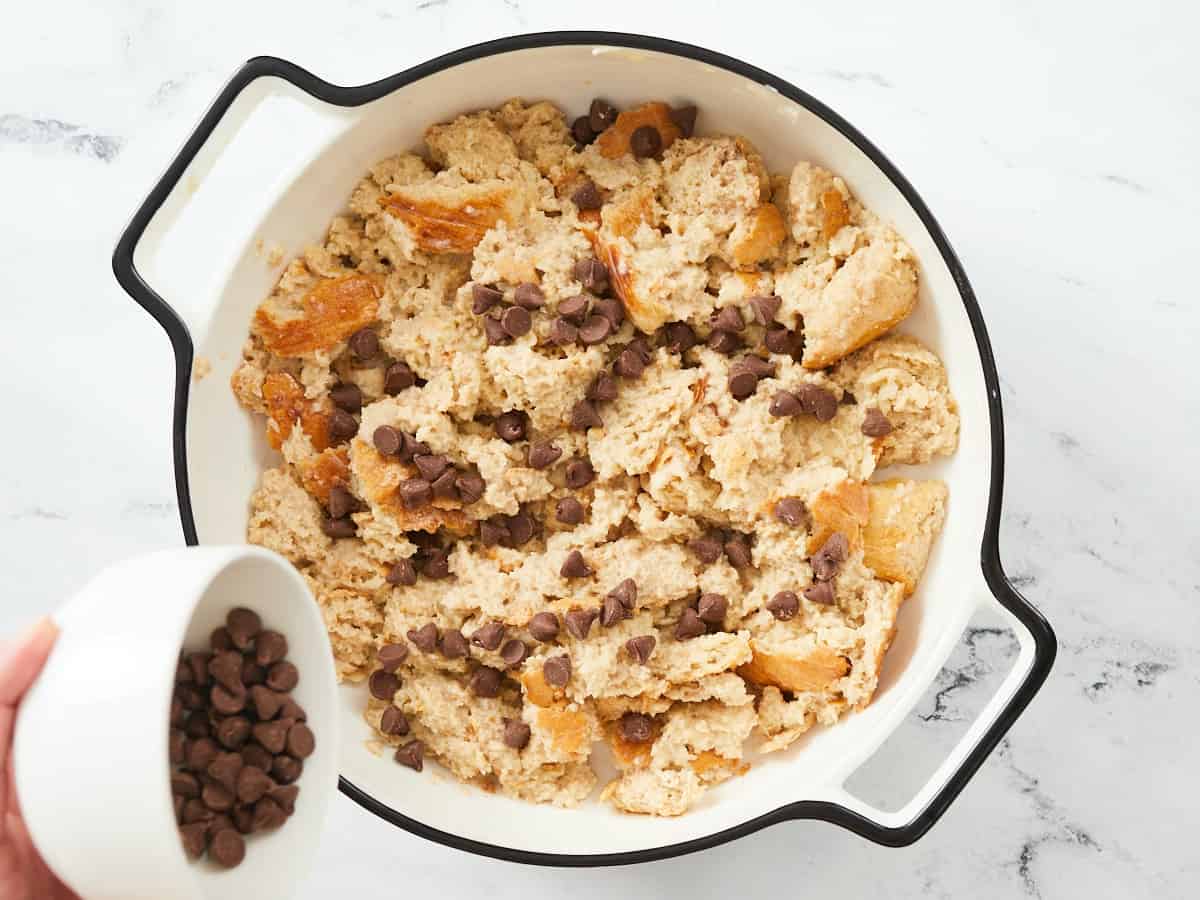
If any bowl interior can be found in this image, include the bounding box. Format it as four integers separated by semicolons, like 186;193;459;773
165;44;991;855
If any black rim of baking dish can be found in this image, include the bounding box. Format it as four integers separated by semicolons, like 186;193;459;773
112;30;1056;866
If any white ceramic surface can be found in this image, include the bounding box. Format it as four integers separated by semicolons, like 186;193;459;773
13;546;339;900
126;41;1039;857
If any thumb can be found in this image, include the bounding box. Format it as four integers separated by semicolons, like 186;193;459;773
0;618;59;707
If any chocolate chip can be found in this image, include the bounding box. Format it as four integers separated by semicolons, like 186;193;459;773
251;719;290;755
600;593;628;628
661;321;697;354
555;497;585;526
170;728;186;764
669;104;698;137
177;683;205;711
574;258;609;293
564;457;595;489
254;630;287;667
571;115;596;145
588;98;618;132
712;306;744;333
209;829;245;868
505;511;536;547
841;390;857;405
240;742;273;773
384;361;416;394
243;661;266;689
480;519;511;547
687;535;724;565
570;399;603;431
472;283;503;314
483;314;509;345
322;515;357;539
278;697;306;722
707;330;740;355
618;712;653;744
764;325;799;356
586;373;618;402
529;612;560;642
495;410;527;443
367;669;399;704
181;797;212;824
210;684;246;715
560;550;593;579
514;282;545;310
571;180;603;210
186;651;212;686
499;639;528;669
201;780;234;813
625;635;656;664
226;608;261;650
593;296;626;327
456;472;486;505
215;716;251;750
329;409;358;444
739;356;777;379
210;627;234;652
549;317;579;346
272;755;304;785
326;484;357;520
471;622;506;651
411;454;448;483
469;666;503;698
615;347;646;379
380;707;410;736
630;124;663;158
697;593;728;625
811;532;849;581
328;383;363;417
503;718;531;749
558;294;590;323
804;581;836;605
527;441;562;469
172;771;200;798
270;783;299;817
501;305;532;338
749;294;782;325
607;578;638;611
184;711;209;738
774;497;810;527
398;478;432;509
264;660;298;693
394;740;424;771
286;722;315;759
248;685;282;721
348;327;379;361
372;425;402;456
795;383;839;422
422;547;452;580
674;608;706;640
767;590;799;620
232;765;271;806
724;534;754;571
768;390;803;417
728;368;759;400
387;559;417;586
564;608;598;639
179;823;208;859
578;314;612;345
861;407;894;437
431;468;460;501
440;629;468;660
543;655;572;687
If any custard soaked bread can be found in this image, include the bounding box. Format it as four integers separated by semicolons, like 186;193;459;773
233;96;959;815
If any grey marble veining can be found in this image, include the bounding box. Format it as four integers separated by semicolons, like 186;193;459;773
1;1;1196;897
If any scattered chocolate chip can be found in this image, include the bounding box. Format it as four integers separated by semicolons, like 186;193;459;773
472;283;503;314
628;336;653;364
618;712;653;744
768;592;796;619
373;425;403;456
593;296;625;327
322;515;357;539
480;519;511;547
564;457;595;489
600;594;628;628
560;550;593;579
529;612;560;642
394;740;424;771
327;484;358;520
625;635;656;664
558;294;590;323
728;367;759;400
804;581;836;605
764;325;799;356
369;669;399;701
380;707;410;736
578;314;612;345
210;683;246;715
469;666;503;698
707;330;740;355
483;314;509;345
608;578;638;611
570;399;603;431
615;347;646;379
564;608;598;639
348;327;379;361
724;534;754;571
455;472;486;505
501;305;532;338
811;532;849;581
768;390;803;418
432;468;459;501
749;294;782;325
841;390;857;405
556;497;585;525
588;99;618;133
674;608;706;640
861;407;894;437
687;534;724;565
795;383;839;422
421;547;452;580
439;629;468;660
328;409;358;443
574;258;609;293
330;382;363;414
670;105;698;137
571;180;603;210
774;497;810;527
398;478;432;509
586;372;618;402
495;410;527;443
661;321;697;354
209;829;245;868
502;718;531;749
505;511;536;547
387;559;417;586
549;317;579;346
499;639;528;669
411;454;448;482
384;361;416;394
739;356;777;379
226;608;261;649
630;124;663;158
514;282;545;310
571;115;596;145
215;716;251;750
712;306;745;333
527;441;562;469
697;593;728;625
179;823;208;859
471;622;506;651
543;655;572;687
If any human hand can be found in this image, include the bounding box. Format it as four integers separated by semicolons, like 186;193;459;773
0;618;77;900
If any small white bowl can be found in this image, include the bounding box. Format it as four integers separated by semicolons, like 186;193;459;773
14;545;339;900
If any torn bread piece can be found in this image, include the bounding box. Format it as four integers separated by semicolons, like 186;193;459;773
863;479;948;595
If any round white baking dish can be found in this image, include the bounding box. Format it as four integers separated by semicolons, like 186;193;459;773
114;32;1055;864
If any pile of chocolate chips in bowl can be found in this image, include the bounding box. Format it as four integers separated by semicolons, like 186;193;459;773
170;608;314;868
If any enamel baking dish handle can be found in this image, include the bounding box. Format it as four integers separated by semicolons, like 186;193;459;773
816;567;1056;845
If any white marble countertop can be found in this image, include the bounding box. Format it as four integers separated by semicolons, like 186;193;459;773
2;1;1196;896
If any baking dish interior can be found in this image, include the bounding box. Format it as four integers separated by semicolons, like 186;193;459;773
173;44;993;855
